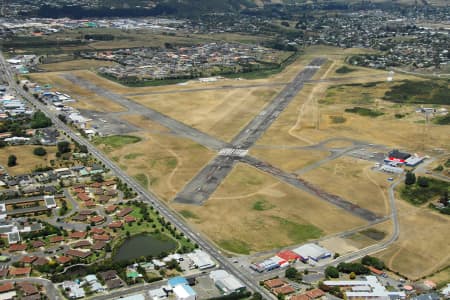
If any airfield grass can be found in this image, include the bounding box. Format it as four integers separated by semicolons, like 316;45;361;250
95;131;214;202
301;157;391;216
173;163;365;254
0;145;57;176
39;59;117;72
28;71;126;113
130;86;281;142
93;135;142;152
375;199;450;280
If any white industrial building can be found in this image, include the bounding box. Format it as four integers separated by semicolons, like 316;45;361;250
293;243;332;262
187;250;215;270
173;284;196;300
380;165;404;174
209;270;246;294
324;276;406;300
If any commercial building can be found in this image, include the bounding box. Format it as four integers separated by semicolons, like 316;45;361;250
173;284;196;300
187;250;215;270
292;244;332;262
209;270;246;294
324;276;405;300
385;150;411;163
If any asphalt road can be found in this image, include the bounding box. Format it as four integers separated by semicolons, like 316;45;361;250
0;52;276;300
63;74;228;151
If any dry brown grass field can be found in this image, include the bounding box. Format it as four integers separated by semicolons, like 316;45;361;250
130;86;281;142
375;200;450;280
28;72;126;113
301;157;391;216
39;59;117;72
94;131;214;202
173;163;366;254
0;146;57;176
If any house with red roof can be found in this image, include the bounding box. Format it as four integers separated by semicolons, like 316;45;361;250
77;192;91;202
90;228;105;235
90;215;105;224
117;207;133;218
9;267;31;276
124;215;136;223
105;205;118;214
0;282;14;293
93;234;110;241
66;249;92;259
57;256;72;264
108;221;123;229
20;256;38;264
9;243;27;252
305;288;325;299
69;231;87;239
49;236;64;243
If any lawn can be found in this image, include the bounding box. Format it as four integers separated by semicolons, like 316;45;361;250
0;145;57;176
93;135;142;151
383;80;449;105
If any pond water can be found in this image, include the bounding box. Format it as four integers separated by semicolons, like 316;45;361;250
112;233;177;262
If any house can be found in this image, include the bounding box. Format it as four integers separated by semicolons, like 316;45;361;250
32;257;49;266
90;227;105;235
57;256;72;264
93;234;110;241
273;285;295;296
92;241;107;251
305;289;325;299
9;267;31;276
108;221;123;229
20;256;38;264
69;231;87;239
71;240;91;248
50;236;65;243
117;207;133;217
105;205;118;214
9;243;27;252
0;282;15;299
66;249;92;259
31;240;45;248
17;282;39;297
90;215;105;224
124;215;136;223
264;279;285;289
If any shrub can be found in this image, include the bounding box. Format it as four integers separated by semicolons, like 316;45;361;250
7;155;17;167
33;147;47;156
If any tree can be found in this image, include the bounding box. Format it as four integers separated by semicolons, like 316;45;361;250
7;155;17;167
417;176;429;188
361;255;385;270
405;171;416;185
33;147;47;156
57;141;71;154
251;293;262;300
439;191;449;206
325;266;339;278
349;272;356;279
285;267;298;279
30;111;52;129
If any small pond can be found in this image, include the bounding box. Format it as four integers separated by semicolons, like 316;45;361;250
112;233;177;262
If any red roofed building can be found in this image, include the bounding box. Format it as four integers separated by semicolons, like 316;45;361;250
9;267;31;276
108;221;123;229
69;231;87;239
273;285;295;296
124;215;136;223
291;294;310;300
32;257;49;267
91;215;105;224
90;228;105;235
17;282;39;296
66;249;92;259
92;241;107;251
368;266;385;276
20;256;38;264
305;289;325;299
77;193;91;202
84;200;96;208
49;236;64;243
72;240;91;248
117;207;133;218
264;279;285;289
105;205;118;214
31;240;45;248
9;243;27;252
0;282;14;293
90;182;102;188
57;256;72;264
93;234;110;241
277;250;302;262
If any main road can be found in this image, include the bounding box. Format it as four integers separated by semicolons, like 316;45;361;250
0;52;276;300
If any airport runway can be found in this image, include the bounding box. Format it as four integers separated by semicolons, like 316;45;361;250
62;74;229;151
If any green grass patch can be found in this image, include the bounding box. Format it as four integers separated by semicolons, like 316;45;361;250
329;115;347;124
401;178;449;205
179;210;199;219
218;239;251;255
335;66;356;74
133;173;148;189
124;153;144;160
252;197;275;211
271;216;323;243
383;80;450;105
345;106;384;117
433;114;450;125
93;135;141;149
166;158;178;168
